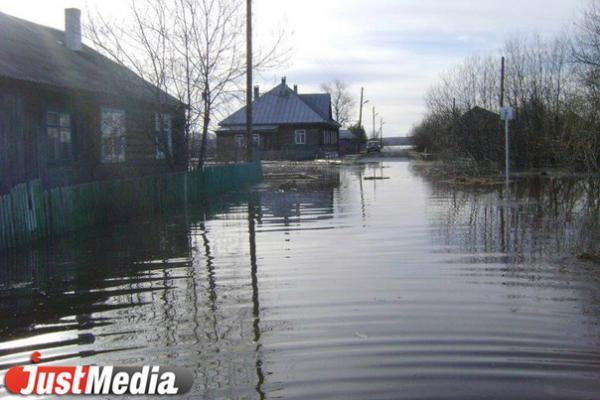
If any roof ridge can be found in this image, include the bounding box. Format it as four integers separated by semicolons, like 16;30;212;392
300;93;330;96
0;10;182;106
297;93;337;124
0;11;65;36
285;84;327;122
220;81;332;126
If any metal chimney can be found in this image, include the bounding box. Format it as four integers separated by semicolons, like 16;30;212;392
254;86;260;100
293;84;298;93
65;8;82;51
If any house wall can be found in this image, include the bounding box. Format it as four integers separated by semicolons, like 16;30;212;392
0;79;186;193
217;125;339;161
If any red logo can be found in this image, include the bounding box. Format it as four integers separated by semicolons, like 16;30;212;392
4;353;193;396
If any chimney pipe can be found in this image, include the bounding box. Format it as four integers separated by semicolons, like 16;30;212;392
65;8;82;51
293;84;298;93
253;86;260;100
281;76;287;85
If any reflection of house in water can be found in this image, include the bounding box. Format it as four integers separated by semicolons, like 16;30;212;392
258;191;335;225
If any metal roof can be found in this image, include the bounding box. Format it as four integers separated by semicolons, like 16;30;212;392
220;82;340;128
299;93;332;120
0;11;181;106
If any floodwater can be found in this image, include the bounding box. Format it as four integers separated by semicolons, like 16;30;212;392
1;161;600;399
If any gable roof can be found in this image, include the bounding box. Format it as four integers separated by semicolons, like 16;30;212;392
462;106;499;119
299;93;332;120
219;82;340;128
0;11;181;106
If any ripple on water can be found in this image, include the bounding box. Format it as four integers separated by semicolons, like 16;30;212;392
1;162;600;399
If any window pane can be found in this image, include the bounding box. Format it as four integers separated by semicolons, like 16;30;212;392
48;127;59;160
60;113;71;127
155;113;172;159
60;128;71;144
60;128;71;159
235;135;245;148
295;130;306;144
118;136;126;161
101;109;126;162
47;112;59;126
155;113;172;132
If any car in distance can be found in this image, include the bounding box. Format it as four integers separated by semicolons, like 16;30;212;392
366;140;381;153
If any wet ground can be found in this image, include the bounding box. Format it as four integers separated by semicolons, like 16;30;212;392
1;160;599;399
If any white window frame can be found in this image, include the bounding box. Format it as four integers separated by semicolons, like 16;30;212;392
155;113;173;160
252;134;261;147
101;108;126;163
235;134;246;148
295;129;306;145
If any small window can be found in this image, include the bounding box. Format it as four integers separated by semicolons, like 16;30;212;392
47;111;72;162
252;134;261;147
101;108;126;163
155;113;172;159
235;134;246;148
295;129;306;145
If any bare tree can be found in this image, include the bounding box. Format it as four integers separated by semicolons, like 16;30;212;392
320;80;355;126
572;0;600;170
86;0;288;169
86;0;178;169
414;30;599;171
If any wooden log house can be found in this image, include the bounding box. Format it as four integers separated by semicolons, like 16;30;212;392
0;9;187;194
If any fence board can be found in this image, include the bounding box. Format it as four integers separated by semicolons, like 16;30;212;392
0;162;262;252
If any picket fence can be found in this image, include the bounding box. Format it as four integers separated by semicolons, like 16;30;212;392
0;162;262;251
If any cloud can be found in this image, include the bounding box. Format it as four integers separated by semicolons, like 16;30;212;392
1;0;587;135
256;0;584;135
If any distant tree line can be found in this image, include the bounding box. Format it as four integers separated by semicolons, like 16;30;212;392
412;1;600;172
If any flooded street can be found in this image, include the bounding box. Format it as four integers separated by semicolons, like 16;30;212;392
1;160;600;399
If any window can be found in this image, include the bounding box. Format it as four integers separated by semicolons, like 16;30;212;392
295;129;306;145
47;111;72;161
101;108;126;163
323;130;337;145
252;134;261;147
155;113;172;159
235;134;246;148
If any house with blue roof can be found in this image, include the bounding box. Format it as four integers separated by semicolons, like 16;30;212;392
217;77;341;160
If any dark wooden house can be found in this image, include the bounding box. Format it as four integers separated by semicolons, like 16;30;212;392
217;78;341;160
0;9;187;193
455;107;502;163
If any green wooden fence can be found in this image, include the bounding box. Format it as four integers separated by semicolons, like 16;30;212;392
0;162;262;251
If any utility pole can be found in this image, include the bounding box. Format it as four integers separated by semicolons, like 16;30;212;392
372;106;376;140
500;56;505;108
379;117;384;147
245;0;253;162
358;87;364;128
499;56;514;186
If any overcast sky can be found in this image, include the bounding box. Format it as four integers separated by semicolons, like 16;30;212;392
0;0;586;136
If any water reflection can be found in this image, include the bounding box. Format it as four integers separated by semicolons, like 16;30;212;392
425;175;600;262
1;163;600;399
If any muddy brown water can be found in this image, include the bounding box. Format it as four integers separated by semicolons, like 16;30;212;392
1;161;599;399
